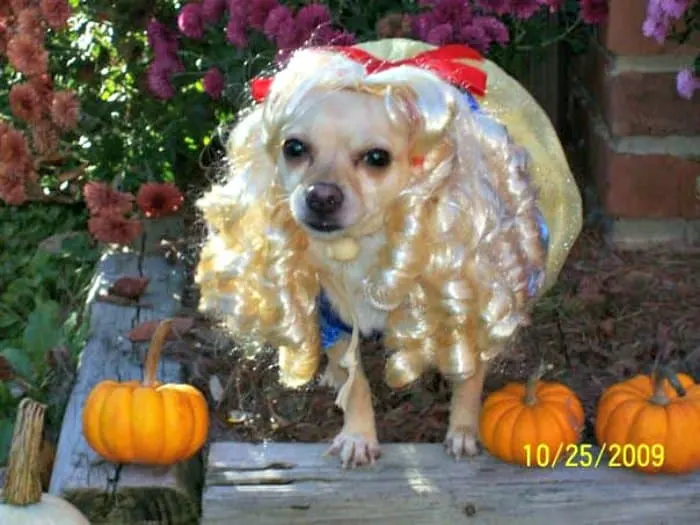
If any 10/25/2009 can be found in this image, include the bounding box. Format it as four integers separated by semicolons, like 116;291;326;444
523;442;665;468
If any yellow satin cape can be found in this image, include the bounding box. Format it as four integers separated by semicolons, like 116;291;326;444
355;38;582;295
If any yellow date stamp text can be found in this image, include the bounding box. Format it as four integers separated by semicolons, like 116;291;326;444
523;442;665;469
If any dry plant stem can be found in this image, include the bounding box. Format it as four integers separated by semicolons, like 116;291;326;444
3;398;47;506
142;319;173;387
650;365;687;406
524;361;550;406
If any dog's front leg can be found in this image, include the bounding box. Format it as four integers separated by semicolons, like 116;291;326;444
321;337;380;468
444;361;488;459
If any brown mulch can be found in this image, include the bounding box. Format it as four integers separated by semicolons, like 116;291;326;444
167;199;700;447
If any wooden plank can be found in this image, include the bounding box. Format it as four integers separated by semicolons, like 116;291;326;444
49;220;203;524
203;442;700;525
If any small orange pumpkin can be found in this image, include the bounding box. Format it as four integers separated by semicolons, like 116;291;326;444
82;319;209;465
595;366;700;474
479;363;585;466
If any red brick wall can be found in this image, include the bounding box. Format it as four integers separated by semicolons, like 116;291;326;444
570;0;700;241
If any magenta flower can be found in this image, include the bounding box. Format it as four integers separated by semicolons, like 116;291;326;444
147;62;176;100
579;0;608;24
426;23;454;45
325;30;356;46
412;13;435;42
432;0;473;26
458;23;488;52
475;0;510;14
178;3;204;39
228;0;250;22
474;16;510;46
147;19;179;57
508;0;542;20
249;0;279;31
203;67;225;99
295;3;331;35
226;18;248;47
202;0;226;24
263;5;296;43
676;68;699;100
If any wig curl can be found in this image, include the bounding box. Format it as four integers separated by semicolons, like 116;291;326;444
195;39;582;390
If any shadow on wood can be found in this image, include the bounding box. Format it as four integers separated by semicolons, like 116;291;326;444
49;218;203;525
203;442;700;525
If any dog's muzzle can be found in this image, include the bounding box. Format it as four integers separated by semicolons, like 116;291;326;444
303;182;344;232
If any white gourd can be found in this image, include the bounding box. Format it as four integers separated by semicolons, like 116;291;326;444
0;398;90;524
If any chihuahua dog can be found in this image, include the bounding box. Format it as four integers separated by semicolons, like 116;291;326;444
195;40;581;468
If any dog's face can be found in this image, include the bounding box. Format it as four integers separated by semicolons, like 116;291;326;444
274;89;415;237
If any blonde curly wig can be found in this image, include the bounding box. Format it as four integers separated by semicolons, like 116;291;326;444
195;39;580;391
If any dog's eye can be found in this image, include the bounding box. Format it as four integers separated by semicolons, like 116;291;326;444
363;148;392;168
282;138;308;159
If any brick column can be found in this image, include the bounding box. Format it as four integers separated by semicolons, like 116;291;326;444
569;0;700;248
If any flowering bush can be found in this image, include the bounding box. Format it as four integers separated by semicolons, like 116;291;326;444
83;181;184;245
0;0;80;206
643;0;699;100
146;1;608;105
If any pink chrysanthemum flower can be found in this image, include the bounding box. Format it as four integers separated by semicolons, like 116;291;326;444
0;127;30;171
0;169;28;206
10;0;32;14
178;3;204;39
295;3;331;35
203;67;225;99
474;15;510;46
202;0;226;24
6;35;49;77
426;23;454;45
249;0;279;31
136;182;185;218
508;0;542;20
9;83;43;124
17;8;45;39
146;62;176;100
88;213;143;245
458;23;488;52
51;90;80;130
475;0;510;14
263;5;295;42
226;18;248;47
83;181;135;216
39;0;72;30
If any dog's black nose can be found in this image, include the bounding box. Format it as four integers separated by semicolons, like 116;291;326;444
305;183;344;215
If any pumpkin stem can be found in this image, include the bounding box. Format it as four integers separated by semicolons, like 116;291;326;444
650;364;687;405
2;398;46;506
142;318;173;387
524;361;552;406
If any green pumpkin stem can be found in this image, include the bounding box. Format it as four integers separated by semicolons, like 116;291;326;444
2;398;46;506
524;361;551;406
650;364;687;405
143;318;173;387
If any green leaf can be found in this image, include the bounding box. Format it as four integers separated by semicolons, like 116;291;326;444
22;300;62;361
1;347;34;380
0;417;13;466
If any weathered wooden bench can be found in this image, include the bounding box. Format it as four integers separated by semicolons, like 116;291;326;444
202;442;700;525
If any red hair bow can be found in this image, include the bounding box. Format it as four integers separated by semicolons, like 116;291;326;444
249;44;488;103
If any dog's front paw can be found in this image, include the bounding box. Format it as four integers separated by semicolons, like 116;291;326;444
325;431;381;469
444;425;481;460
